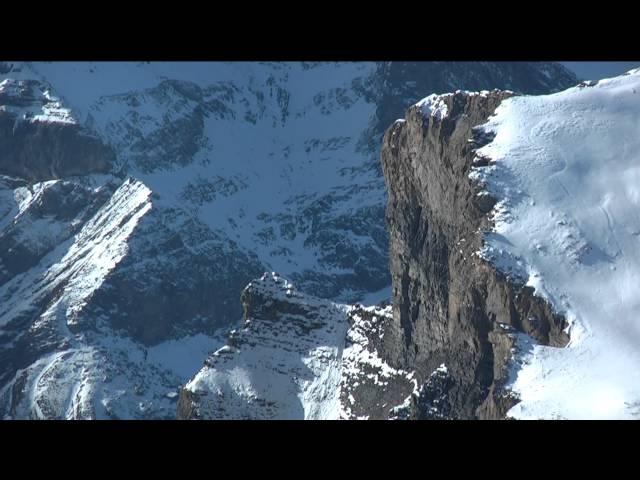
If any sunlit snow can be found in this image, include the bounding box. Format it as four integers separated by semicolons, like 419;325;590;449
472;68;640;419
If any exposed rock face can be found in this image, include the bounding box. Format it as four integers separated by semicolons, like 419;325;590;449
0;62;578;419
380;90;569;419
0;117;114;181
83;208;264;346
0;171;232;419
177;273;416;420
0;79;114;181
339;304;416;419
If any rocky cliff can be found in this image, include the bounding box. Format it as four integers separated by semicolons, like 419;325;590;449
179;89;573;420
184;74;640;420
379;90;569;419
0;62;577;419
177;273;416;420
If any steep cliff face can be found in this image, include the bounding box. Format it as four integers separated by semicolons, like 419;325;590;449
0;62;578;419
180;71;640;420
380;90;569;419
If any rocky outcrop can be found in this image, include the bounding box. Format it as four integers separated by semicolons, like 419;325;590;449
339;304;416;419
0;118;114;181
380;90;569;419
177;273;350;419
0;79;114;181
177;273;416;420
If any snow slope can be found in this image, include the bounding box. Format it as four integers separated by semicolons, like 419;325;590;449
0;173;226;418
472;68;640;419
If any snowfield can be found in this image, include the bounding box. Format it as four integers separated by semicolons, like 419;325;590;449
472;68;640;419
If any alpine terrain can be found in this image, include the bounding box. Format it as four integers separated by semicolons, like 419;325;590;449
181;69;640;419
0;61;581;419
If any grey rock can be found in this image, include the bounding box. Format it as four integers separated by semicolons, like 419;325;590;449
0;62;578;419
0;79;114;181
177;273;415;420
380;90;569;419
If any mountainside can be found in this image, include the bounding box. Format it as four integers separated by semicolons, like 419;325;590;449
0;61;577;419
177;272;417;420
379;69;640;419
472;69;640;419
184;86;580;420
181;70;640;420
380;90;569;419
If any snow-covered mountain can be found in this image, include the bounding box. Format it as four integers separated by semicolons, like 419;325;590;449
472;68;640;419
372;67;640;420
0;61;577;419
177;272;419;420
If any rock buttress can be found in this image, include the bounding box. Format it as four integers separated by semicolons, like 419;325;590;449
380;90;568;419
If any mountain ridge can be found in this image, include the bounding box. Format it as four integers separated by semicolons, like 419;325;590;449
0;61;578;419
